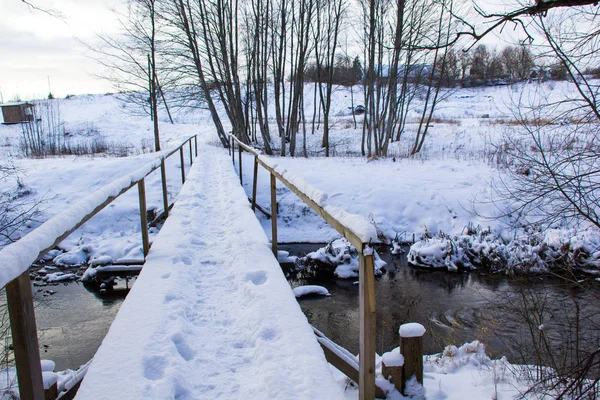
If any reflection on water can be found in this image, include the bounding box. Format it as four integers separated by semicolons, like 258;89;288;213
282;244;600;365
32;279;132;371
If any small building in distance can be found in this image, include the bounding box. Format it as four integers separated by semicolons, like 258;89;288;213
0;102;34;124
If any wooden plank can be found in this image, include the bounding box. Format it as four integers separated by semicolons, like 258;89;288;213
319;340;359;384
179;147;186;184
57;379;83;400
96;266;143;280
270;173;278;257
247;197;271;219
6;272;45;400
252;156;259;212
138;179;149;258
359;253;376;400
313;328;386;399
45;382;58;400
160;160;169;219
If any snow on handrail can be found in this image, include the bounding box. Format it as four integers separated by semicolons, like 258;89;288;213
0;136;196;290
230;136;379;249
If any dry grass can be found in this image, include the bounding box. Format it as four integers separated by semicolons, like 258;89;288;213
485;117;598;127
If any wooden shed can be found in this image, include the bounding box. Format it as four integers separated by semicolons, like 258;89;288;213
0;102;34;124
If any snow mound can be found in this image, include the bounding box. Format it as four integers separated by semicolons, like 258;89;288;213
408;227;600;274
53;246;90;267
299;238;386;279
382;349;404;367
293;285;331;298
399;323;426;338
44;272;77;283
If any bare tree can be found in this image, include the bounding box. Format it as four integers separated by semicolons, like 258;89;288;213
411;0;456;155
461;3;600;394
313;0;348;157
87;0;171;151
0;164;43;249
241;0;274;154
501;45;534;83
158;0;230;147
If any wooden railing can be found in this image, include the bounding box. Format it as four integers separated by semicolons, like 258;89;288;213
230;135;379;400
0;135;197;400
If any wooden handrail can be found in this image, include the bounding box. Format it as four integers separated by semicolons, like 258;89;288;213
0;134;197;400
230;136;378;251
0;135;197;287
229;135;378;400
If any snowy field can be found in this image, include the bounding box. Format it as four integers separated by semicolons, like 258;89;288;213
0;81;598;398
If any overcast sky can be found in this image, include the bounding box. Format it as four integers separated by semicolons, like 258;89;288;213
0;0;528;103
0;0;125;102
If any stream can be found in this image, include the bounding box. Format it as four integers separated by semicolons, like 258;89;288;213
282;243;600;366
27;243;600;372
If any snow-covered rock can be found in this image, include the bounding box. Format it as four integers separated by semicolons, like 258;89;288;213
292;285;331;298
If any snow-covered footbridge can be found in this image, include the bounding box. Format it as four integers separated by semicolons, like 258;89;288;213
75;144;347;399
0;137;381;400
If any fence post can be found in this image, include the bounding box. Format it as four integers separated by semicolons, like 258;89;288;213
160;160;169;218
6;272;45;400
252;155;259;212
270;172;278;257
138;178;150;257
231;137;235;164
194;135;198;157
399;323;425;393
238;144;243;185
189;139;193;166
179;147;185;184
359;249;376;400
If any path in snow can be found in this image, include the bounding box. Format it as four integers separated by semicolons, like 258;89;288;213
75;146;344;399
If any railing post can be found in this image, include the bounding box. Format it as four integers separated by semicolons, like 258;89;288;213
138;178;150;257
399;323;425;393
179;147;185;184
231;137;235;164
194;135;198;157
238;143;243;185
270;172;278;257
6;272;45;400
359;249;376;400
160;159;169;218
189;139;193;166
252;155;259;212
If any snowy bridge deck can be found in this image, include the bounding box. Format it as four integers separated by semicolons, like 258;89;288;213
75;147;345;399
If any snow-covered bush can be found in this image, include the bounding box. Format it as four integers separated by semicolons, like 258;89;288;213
408;226;600;274
297;238;387;279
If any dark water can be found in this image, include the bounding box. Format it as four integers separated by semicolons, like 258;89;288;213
282;243;600;365
31;279;132;371
24;243;600;372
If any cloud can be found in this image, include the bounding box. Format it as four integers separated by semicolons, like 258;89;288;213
0;26;80;59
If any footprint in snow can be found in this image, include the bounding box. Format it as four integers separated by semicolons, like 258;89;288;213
244;270;267;285
172;333;196;362
260;328;278;341
143;355;167;381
